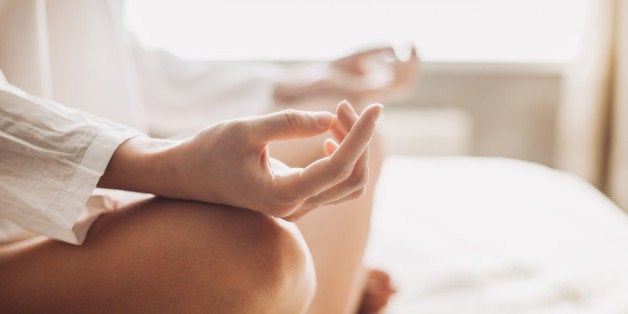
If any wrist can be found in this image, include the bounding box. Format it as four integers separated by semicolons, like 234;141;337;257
98;136;182;195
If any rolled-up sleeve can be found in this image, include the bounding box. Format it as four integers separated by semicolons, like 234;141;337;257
0;83;143;244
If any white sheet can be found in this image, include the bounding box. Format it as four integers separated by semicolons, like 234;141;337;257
366;156;628;313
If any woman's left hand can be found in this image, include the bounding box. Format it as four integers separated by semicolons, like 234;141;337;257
274;46;420;105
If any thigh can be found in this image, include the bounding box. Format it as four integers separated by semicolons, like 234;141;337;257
0;197;312;313
295;140;383;314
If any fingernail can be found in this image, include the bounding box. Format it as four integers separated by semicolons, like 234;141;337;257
339;100;351;111
341;102;352;113
314;112;333;127
340;101;358;117
372;104;383;123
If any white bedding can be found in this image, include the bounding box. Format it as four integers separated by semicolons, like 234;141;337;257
365;156;628;314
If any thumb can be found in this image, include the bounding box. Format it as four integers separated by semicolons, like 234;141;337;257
252;109;334;142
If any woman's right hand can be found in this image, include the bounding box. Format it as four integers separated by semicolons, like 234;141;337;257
99;101;382;221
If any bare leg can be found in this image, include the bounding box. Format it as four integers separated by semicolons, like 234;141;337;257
270;97;385;314
299;147;382;314
0;198;315;313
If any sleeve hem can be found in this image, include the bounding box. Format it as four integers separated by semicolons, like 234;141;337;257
2;129;143;245
51;130;143;244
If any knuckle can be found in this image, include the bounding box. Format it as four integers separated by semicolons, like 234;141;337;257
335;165;353;181
224;119;251;141
266;194;299;217
267;183;302;216
348;171;368;188
329;158;353;181
281;109;303;133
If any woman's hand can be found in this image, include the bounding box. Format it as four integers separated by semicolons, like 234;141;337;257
99;101;381;221
274;46;420;106
328;46;420;102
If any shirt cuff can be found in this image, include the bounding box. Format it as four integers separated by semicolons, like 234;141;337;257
56;129;144;244
7;129;143;245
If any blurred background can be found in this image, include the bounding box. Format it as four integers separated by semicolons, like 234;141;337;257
124;1;628;312
123;0;597;188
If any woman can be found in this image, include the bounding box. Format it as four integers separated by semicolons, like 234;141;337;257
0;1;418;312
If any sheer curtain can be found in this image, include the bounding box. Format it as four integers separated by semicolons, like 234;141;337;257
607;0;628;210
556;0;628;210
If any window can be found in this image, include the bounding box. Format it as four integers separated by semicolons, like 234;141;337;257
124;0;588;62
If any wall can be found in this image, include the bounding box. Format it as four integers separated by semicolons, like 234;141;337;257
391;62;563;166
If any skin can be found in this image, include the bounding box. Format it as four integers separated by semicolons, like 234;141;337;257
271;47;418;313
0;46;419;313
0;102;381;313
274;46;420;106
97;103;383;221
291;101;385;314
358;269;398;314
0;198;316;313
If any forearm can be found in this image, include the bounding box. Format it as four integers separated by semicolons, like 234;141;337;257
273;63;333;104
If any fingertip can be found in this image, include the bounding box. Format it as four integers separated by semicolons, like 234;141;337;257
338;100;351;113
324;138;339;155
314;111;334;128
363;103;383;114
364;103;384;123
339;100;359;118
373;109;383;123
336;104;359;133
324;138;340;148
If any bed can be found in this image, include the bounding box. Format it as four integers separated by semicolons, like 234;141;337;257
365;156;628;313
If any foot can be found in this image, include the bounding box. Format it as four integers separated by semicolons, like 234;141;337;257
357;269;397;314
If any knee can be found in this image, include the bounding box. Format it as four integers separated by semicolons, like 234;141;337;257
248;217;317;313
212;207;317;313
124;199;316;312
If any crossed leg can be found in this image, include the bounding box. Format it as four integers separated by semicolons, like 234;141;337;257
0;198;315;313
0;98;385;314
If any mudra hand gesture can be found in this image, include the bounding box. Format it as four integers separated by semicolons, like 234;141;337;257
100;101;381;221
275;46;420;105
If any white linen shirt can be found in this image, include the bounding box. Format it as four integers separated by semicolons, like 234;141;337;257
0;0;276;244
0;82;143;244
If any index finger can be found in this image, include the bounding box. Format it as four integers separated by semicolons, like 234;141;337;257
331;104;381;164
294;104;382;196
